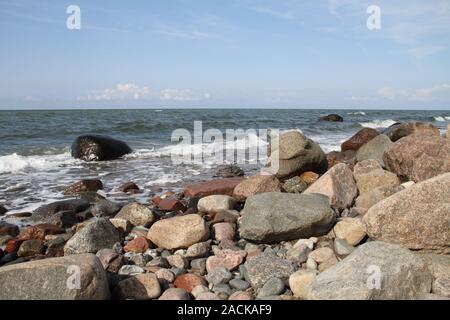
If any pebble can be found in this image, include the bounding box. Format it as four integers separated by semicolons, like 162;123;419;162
229;279;250;291
289;270;318;299
212;283;232;296
158;288;190;300
211;222;235;242
196;292;223;300
174;273;208;293
167;254;189;269
191;285;209;298
185;241;211;259
229;291;253;300
155;268;175;285
118;264;145;276
205;267;233;285
258;277;285;298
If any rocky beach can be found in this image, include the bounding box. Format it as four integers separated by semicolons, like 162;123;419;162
0;118;449;300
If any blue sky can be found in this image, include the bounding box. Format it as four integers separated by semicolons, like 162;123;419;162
1;0;450;109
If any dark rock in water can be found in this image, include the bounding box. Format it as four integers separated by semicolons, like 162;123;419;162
32;199;90;223
116;181;140;193
0;205;7;216
63;179;103;195
214;165;245;178
91;199;121;218
341;128;379;152
0;222;19;237
320;114;343;122
382;122;440;142
71;134;132;161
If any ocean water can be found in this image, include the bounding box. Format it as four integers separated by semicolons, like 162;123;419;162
0;108;449;214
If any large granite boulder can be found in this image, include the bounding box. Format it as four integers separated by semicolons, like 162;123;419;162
308;242;432;300
356;134;392;167
341;128;379;152
304;163;357;210
239;193;335;243
353;160;400;194
266;131;328;178
71;134;132;161
363;173;450;253
382;122;440;142
64;218;122;255
0;254;110;300
383;133;450;182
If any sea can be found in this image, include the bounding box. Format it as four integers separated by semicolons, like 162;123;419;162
0;109;449;215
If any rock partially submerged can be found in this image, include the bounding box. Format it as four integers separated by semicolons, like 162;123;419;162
341;128;379;152
320;114;343;122
309;242;432;300
0;254;110;300
71;134;132;161
239;193;335;243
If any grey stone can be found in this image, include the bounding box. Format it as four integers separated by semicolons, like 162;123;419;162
239;193;335;243
229;278;250;291
244;253;296;288
206;266;233;285
258;277;285;298
91;199;121;217
356;134;393;167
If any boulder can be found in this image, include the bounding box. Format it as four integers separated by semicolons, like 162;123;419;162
356;134;392;167
363;173;450;252
64;218;121;255
115;202;154;227
157;198;186;212
267;131;328;178
326;150;356;169
243;252;296;288
304;163;357;210
0;222;19;237
233;174;281;201
197;195;236;213
0;254;110;300
341;128;379;152
18;223;65;241
147;214;209;250
282;176;308;194
239;193;335;243
17;239;44;257
184;178;244;198
71;134;132;161
383;133;450;182
353;160;400;194
114;273;161;300
382;122;440;142
214;164;244;178
289;270;318;299
320;114;343;122
31;199;89;224
309;242;432;300
0;205;7;215
355;185;404;211
333;218;366;246
63;179;103;195
91;199;121;218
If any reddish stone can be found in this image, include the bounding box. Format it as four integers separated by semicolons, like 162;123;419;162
184;178;244;198
18;223;65;241
0;222;19;237
341;128;379;152
206;249;247;272
174;273;207;293
233;175;281;202
211;223;235;242
123;236;150;253
152;196;162;206
63;179;103;195
158;198;186;212
5;239;24;254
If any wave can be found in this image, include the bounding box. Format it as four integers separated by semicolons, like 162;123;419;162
0;152;82;174
434;116;450;122
359;119;397;129
347;111;366;115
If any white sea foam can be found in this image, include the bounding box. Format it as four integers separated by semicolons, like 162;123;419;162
347;111;366;115
434;116;450;122
0;152;82;174
359;119;397;129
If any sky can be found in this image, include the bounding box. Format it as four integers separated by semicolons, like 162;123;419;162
1;0;450;110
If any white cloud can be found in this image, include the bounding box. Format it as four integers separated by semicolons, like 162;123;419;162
255;7;295;20
78;84;210;102
377;84;450;101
